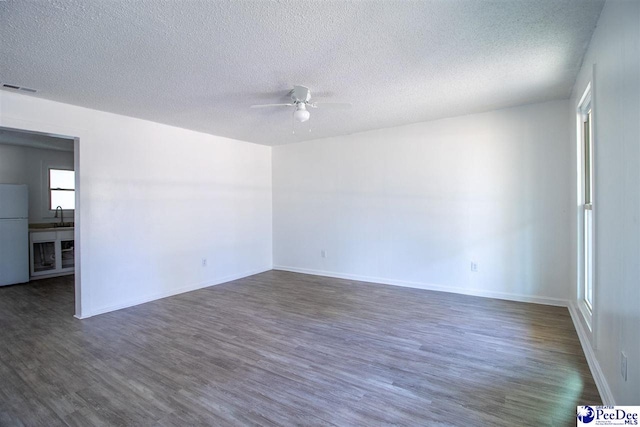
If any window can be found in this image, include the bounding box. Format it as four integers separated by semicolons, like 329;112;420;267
577;83;594;323
49;169;75;210
582;107;593;310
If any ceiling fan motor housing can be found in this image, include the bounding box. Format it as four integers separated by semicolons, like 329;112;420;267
291;85;312;103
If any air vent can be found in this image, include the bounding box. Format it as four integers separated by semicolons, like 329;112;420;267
2;83;37;93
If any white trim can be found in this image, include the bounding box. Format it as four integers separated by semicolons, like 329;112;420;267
578;82;592;114
568;301;614;405
73;136;82;318
575;71;597;348
273;265;568;307
74;266;272;319
578;299;593;333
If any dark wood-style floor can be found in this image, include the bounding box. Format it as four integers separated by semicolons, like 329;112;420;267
0;271;599;426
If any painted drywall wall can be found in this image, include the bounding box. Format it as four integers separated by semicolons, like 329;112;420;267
273;99;571;305
569;0;639;405
0;143;74;223
0;143;28;185
0;91;273;318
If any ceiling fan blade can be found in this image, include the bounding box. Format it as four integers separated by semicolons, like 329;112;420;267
309;102;352;109
250;103;293;109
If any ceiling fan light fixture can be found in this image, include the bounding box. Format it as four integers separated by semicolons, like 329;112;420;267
251;85;350;127
294;104;310;122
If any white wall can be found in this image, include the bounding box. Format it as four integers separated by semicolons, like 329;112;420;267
570;0;639;405
0;91;273;318
0;143;74;223
0;143;28;186
273;99;571;305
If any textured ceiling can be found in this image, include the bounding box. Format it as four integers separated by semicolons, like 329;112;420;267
0;0;603;146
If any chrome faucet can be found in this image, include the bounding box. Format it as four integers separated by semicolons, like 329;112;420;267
55;206;64;226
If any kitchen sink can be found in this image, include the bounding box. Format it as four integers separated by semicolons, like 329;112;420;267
54;223;74;228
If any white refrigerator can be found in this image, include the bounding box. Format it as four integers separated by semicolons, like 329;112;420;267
0;184;29;286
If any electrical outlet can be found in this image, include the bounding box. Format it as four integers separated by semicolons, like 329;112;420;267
202;258;207;267
470;262;478;272
321;250;327;258
621;351;627;381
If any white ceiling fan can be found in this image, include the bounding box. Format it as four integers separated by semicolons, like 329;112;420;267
250;85;351;123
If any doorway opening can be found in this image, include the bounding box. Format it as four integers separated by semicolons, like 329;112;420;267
0;126;81;317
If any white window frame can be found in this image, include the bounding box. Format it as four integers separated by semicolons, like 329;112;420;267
576;81;595;338
49;168;76;212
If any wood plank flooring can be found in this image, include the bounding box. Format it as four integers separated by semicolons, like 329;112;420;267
0;271;599;426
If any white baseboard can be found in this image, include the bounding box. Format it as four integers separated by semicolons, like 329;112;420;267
273;265;568;307
75;266;272;319
567;301;615;405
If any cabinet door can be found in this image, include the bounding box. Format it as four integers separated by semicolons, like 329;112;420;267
32;241;56;275
60;240;74;270
0;219;29;285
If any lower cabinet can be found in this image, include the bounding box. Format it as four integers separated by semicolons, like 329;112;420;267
30;229;74;278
